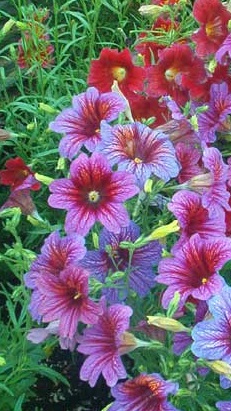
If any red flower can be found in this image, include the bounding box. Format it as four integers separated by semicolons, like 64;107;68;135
0;157;40;191
87;48;146;95
192;0;231;57
147;43;206;106
18;32;54;69
126;92;170;127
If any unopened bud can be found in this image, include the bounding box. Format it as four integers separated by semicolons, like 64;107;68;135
147;315;190;332
147;220;180;241
39;103;59;114
207;360;231;377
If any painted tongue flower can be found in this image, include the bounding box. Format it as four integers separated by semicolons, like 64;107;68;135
191;285;231;389
48;152;139;236
157;233;231;309
24;230;86;289
100;121;180;188
168;190;226;251
80;221;162;303
180;147;231;216
0;157;40;191
77;302;135;387
87;48;146;95
108;373;181;411
192;0;231;58
216;401;231;411
49;87;126;159
198;82;231;144
147;43;206;106
36;266;102;339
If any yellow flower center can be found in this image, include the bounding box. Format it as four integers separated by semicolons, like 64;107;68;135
134;157;143;164
165;67;179;82
201;278;208;284
73;292;81;300
88;190;100;203
112;66;127;82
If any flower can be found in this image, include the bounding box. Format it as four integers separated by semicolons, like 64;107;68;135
191;285;231;388
100;121;180;188
36;266;102;338
17;32;54;69
216;401;231;411
24;230;86;289
192;0;231;58
80;221;162;302
87;48;146;95
168;190;226;250
0;157;40;191
175;143;202;184
180;147;231;216
157;233;231;309
77;302;134;387
0;189;37;216
147;43;206;106
108;373;181;411
49;87;126;159
48;152;139;236
198;82;231;144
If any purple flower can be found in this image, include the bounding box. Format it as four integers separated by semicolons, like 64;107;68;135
80;222;162;303
198;83;231;144
49;87;126;159
35;266;102;339
191;285;231;363
216;401;231;411
157;234;231;309
181;147;231;216
215;32;231;64
24;230;86;289
1;189;37;216
168;190;226;251
77;302;135;387
108;373;181;411
99;121;180;187
48;152;139;236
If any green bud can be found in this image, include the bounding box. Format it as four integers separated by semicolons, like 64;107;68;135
39;103;59;114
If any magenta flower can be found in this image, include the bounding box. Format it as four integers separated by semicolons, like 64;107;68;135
168;190;226;251
157;234;231;309
0;189;37;216
198;83;231;144
175;143;202;184
80;222;162;302
191;285;231;389
36;266;102;339
108;373;181;411
77;302;134;387
49;87;126;159
48;153;139;236
181;147;231;216
99;121;180;187
24;230;86;289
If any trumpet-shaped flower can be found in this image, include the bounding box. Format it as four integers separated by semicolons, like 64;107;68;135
80;222;162;302
108;373;181;411
0;157;40;191
157;234;231;309
100;121;180;188
191;285;231;388
147;43;206;106
216;401;231;411
192;0;231;58
168;190;226;250
24;230;86;289
48;153;139;236
49;87;126;159
36;266;102;339
198;83;231;144
77;302;134;387
87;48;145;95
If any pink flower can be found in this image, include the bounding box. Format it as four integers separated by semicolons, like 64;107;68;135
157;234;231;309
48;153;139;236
36;266;102;339
77;302;135;387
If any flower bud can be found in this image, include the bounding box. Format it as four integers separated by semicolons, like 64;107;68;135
147;315;190;332
207;360;231;376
